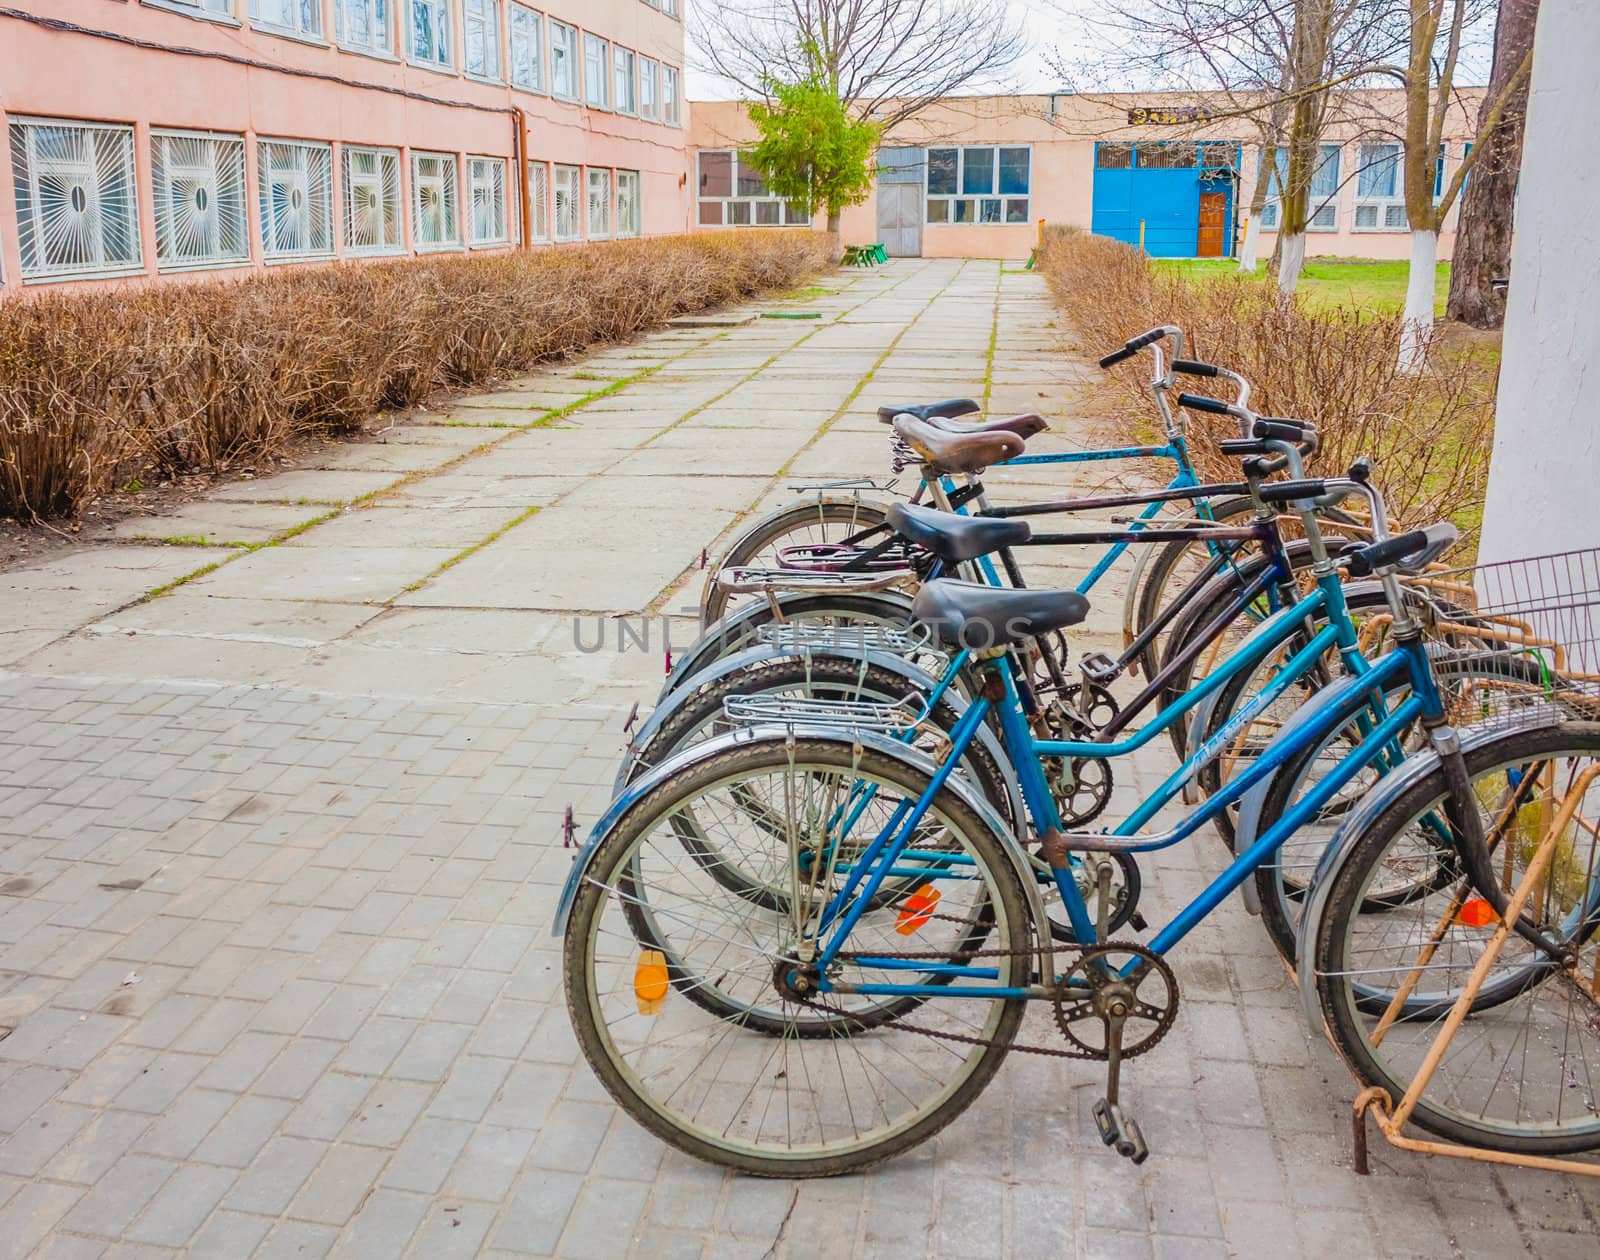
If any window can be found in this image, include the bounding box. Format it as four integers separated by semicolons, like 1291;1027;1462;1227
1258;144;1340;231
587;167;611;238
583;34;610;109
616;169;640;237
695;149;810;226
661;65;681;125
411;150;460;248
613;47;637;115
336;0;390;52
509;4;544;91
151;130;248;270
926;145;1029;224
662;0;678;16
1354;142;1406;231
407;0;452;68
258;139;333;259
463;0;499;79
9;119;142;280
1433;143;1447;201
528;160;549;242
550;22;578;99
249;0;321;38
468;157;508;244
1095;143;1133;169
344;145;403;254
553;164;581;240
638;57;659;120
146;0;235;20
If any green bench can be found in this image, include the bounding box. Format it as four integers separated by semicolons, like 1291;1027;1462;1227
843;242;889;266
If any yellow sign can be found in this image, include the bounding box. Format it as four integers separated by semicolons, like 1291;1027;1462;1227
1127;106;1212;126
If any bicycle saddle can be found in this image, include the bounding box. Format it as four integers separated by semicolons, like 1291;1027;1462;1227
876;398;980;424
887;501;1030;564
876;403;1049;441
911;579;1090;651
891;415;1025;475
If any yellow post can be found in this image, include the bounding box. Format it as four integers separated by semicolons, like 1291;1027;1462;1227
1139;219;1146;253
1036;218;1045;248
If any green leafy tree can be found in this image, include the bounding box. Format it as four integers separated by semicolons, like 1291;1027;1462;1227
747;67;882;236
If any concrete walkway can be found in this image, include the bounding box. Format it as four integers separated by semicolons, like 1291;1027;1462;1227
0;260;1593;1259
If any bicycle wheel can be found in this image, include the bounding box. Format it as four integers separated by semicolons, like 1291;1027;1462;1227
1314;723;1600;1154
564;737;1031;1176
663;591;933;701
700;497;897;627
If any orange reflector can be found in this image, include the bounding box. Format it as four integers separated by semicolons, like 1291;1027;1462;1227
896;884;941;935
634;950;669;1014
1456;897;1498;928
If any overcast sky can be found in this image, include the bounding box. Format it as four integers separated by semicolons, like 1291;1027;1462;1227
684;0;1493;101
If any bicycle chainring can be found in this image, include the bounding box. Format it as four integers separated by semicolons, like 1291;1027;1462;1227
1051;942;1179;1060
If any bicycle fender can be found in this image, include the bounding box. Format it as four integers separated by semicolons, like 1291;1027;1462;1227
554;722;1047;942
695;495;895;628
617;643;951;795
1291;709;1569;1033
660;589;918;701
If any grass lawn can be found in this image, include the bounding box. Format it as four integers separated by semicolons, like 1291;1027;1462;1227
1154;257;1451;317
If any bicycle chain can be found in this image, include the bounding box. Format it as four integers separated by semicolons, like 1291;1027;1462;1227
810;935;1180;1061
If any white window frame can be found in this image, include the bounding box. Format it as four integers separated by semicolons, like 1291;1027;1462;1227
406;0;454;70
638;56;659;121
257;137;335;261
528;160;550;242
248;0;323;42
1257;144;1340;232
335;0;393;55
509;3;545;93
615;169;641;238
343;144;404;256
151;128;250;272
662;0;679;17
661;64;681;126
142;0;239;25
924;145;1031;225
411;150;462;250
583;34;611;110
613;46;637;116
553;163;582;241
468;156;510;246
1354;141;1407;232
8;117;144;282
550;20;578;101
586;167;611;239
694;149;811;227
463;0;501;81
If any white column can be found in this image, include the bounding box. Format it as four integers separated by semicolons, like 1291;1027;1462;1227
1478;0;1600;564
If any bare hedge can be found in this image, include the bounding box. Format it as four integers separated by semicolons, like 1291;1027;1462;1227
1037;228;1495;536
0;231;835;519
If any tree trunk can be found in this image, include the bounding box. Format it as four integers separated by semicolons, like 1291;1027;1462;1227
1446;0;1540;328
1277;232;1307;296
827;209;841;234
1399;228;1439;371
1239;145;1272;273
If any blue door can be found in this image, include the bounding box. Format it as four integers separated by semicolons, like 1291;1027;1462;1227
1091;143;1238;259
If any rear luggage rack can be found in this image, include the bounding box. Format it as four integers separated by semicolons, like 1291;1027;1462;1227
722;693;923;734
716;565;915;594
756;621;939;661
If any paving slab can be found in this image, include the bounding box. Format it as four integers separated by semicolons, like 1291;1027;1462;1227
208;471;403;506
0;259;1563;1260
97;503;324;546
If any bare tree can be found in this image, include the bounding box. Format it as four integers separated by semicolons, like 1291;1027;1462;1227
1394;0;1526;367
1445;0;1538;328
692;0;1028;129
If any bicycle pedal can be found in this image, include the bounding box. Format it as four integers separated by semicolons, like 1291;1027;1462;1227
1079;652;1120;684
1128;912;1149;933
1092;1099;1150;1165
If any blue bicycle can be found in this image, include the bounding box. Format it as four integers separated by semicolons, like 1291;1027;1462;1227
557;474;1600;1175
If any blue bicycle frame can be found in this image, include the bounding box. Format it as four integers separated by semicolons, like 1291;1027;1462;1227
807;571;1445;1000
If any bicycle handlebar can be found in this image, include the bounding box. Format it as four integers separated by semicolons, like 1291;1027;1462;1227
1175;392;1233;416
1170;359;1219;378
1096;325;1174;369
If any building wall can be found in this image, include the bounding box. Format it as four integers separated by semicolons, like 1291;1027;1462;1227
0;0;689;292
689;91;1484;261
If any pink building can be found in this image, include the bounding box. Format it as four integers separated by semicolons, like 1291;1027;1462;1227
0;0;690;291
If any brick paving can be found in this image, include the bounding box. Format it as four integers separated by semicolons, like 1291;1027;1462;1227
1;260;1596;1258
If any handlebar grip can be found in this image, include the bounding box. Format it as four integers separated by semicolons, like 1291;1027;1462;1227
1098;346;1137;369
1126;327;1168;351
1252;417;1311;442
1176;393;1233;416
1171;359;1219;377
1255;478;1329;504
1218;438;1270;457
1348;456;1373;483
